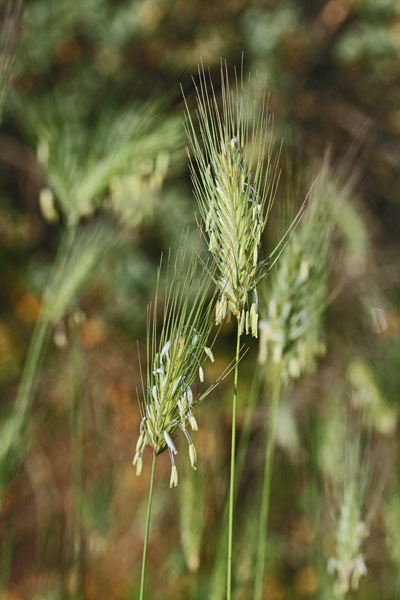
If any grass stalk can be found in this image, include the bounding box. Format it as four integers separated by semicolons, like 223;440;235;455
14;314;49;417
209;364;262;600
0;308;49;512
14;224;79;420
139;453;156;600
234;364;262;498
70;321;84;598
227;323;241;600
253;365;281;600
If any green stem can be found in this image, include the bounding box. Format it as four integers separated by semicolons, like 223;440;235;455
253;366;281;600
11;225;79;452
234;364;262;504
0;310;50;512
139;453;156;600
14;314;49;417
70;321;84;598
227;323;241;600
209;364;262;600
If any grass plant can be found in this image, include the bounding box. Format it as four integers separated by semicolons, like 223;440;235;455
322;406;376;598
0;223;114;503
22;94;181;227
0;88;181;505
184;62;280;599
133;238;219;599
69;316;84;599
0;30;395;596
254;159;351;599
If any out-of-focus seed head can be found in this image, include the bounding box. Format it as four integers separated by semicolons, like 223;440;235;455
257;159;346;382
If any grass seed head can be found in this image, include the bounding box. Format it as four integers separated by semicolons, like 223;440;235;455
133;238;216;486
184;62;280;337
258;159;346;381
21;95;180;226
327;483;368;596
321;404;377;598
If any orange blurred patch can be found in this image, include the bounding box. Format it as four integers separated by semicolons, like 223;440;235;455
319;0;349;29
291;515;316;545
14;293;41;323
0;322;13;357
263;576;283;600
84;572;103;600
56;39;82;64
136;1;164;29
106;379;132;408
294;566;319;596
106;379;136;438
80;318;107;348
385;309;400;337
389;20;400;47
197;429;218;462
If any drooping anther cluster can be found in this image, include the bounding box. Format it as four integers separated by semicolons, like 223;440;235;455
133;332;214;487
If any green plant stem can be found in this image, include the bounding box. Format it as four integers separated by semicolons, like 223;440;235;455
139;453;156;600
209;364;262;600
14;225;79;426
227;323;241;600
253;366;281;600
70;321;84;598
14;315;49;417
234;364;262;503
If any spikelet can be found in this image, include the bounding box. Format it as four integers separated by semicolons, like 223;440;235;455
109;152;169;228
327;483;368;596
321;405;375;597
184;62;280;337
258;159;348;381
132;237;216;486
20;94;181;226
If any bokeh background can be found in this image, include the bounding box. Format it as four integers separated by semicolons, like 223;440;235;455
1;1;400;598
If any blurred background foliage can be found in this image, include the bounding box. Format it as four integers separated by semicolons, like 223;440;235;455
0;0;400;599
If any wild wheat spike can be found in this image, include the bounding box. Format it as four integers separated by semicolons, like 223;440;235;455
184;62;280;337
132;240;215;487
